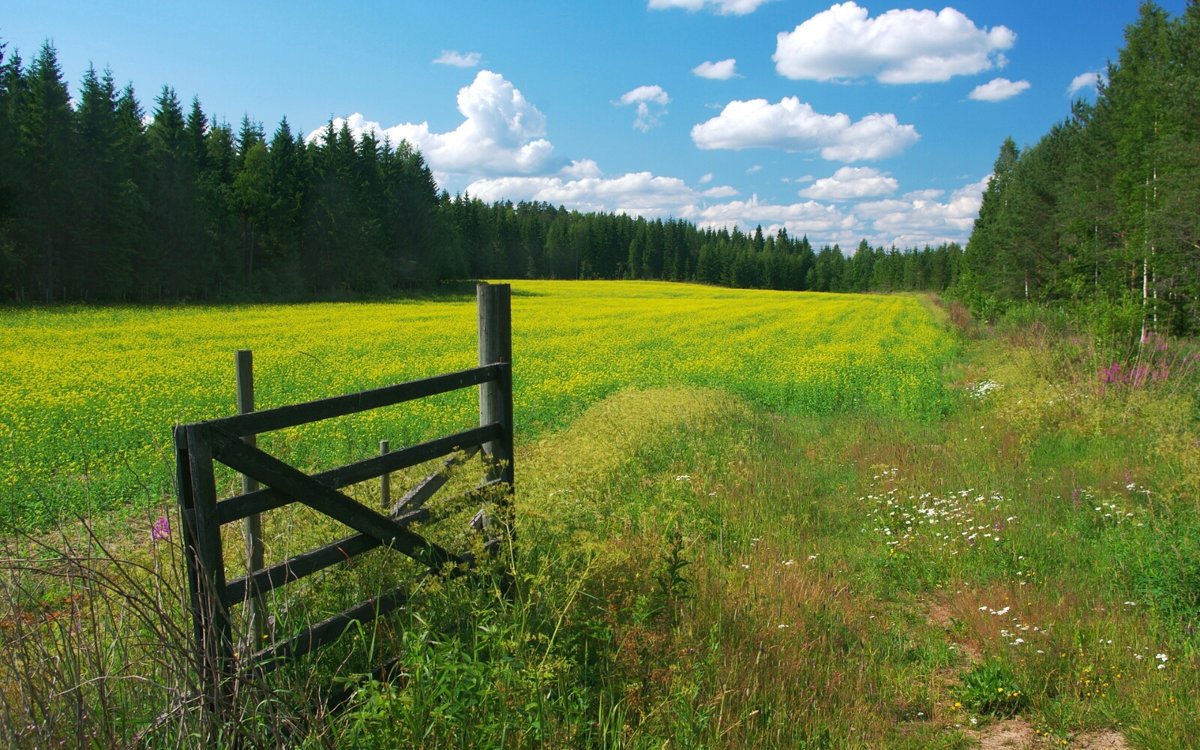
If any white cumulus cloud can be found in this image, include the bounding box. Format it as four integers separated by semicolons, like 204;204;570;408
464;160;985;249
853;176;987;247
801;167;898;200
693;59;738;80
649;0;773;15
1067;71;1101;97
969;77;1030;102
693;196;853;235
467;165;701;217
617;85;671;132
433;50;481;68
691;97;919;161
774;2;1016;84
703;185;740;198
561;159;603;179
305;70;556;177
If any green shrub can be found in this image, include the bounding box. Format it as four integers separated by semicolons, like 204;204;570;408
957;661;1029;718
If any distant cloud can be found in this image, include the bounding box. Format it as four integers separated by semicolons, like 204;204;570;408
433;50;481;68
693;59;738;80
852;176;987;247
800;166;898;200
774;2;1016;83
649;0;773;15
306;70;556;177
1067;71;1101;97
467;165;701;217
694;196;852;236
617;84;670;132
703;185;739;198
619;85;670;106
699;172;715;184
691;96;919;161
562;159;603;179
969;77;1030;102
694;174;985;248
467;160;985;249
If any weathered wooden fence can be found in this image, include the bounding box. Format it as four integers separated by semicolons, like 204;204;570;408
173;282;513;710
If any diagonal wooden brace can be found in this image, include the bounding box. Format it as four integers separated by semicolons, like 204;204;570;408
208;428;462;572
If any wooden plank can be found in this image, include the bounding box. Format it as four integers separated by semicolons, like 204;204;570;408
222;507;430;606
172;425;208;681
184;425;235;701
209;430;462;571
216;424;500;523
250;585;416;674
198;364;502;437
389;444;481;516
235;350;267;646
478;284;515;489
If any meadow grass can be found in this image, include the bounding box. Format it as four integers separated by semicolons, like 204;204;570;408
328;319;1198;747
1;284;1197;747
0;281;952;529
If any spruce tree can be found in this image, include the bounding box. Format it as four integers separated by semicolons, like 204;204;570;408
20;42;77;302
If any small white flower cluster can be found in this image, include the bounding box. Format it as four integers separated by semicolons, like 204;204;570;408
1092;499;1139;527
968;379;1002;399
978;604;1049;649
867;481;1012;554
1134;650;1171;670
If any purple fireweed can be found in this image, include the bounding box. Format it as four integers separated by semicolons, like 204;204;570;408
151;516;171;541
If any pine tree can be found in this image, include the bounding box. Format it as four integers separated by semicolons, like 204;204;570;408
0;43;25;299
19;42;77;302
146;86;206;296
960;138;1020;313
75;65;139;297
263;117;305;285
1108;2;1175;339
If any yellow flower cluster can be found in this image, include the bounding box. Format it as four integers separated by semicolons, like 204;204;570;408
0;281;955;526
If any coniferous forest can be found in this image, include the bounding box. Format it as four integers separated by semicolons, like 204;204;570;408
1;0;1197;333
0;38;960;304
958;2;1200;336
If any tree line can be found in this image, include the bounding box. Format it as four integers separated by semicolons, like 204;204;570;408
0;39;962;304
959;1;1200;337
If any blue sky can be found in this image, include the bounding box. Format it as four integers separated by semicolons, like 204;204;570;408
3;0;1186;249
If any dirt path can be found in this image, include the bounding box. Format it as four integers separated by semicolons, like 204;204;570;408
972;719;1129;749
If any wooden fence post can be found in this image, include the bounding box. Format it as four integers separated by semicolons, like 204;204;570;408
183;424;234;715
236;350;267;646
477;283;513;489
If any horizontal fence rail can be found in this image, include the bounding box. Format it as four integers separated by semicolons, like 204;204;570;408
203;364;503;438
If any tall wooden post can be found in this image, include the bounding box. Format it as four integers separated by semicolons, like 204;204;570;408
477;283;514;488
183;424;234;719
236;350;267;645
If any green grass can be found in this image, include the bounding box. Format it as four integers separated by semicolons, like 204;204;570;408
323;323;1196;747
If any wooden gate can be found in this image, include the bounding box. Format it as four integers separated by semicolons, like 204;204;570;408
173;283;513;709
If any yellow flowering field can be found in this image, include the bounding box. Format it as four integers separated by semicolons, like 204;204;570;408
0;281;955;527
